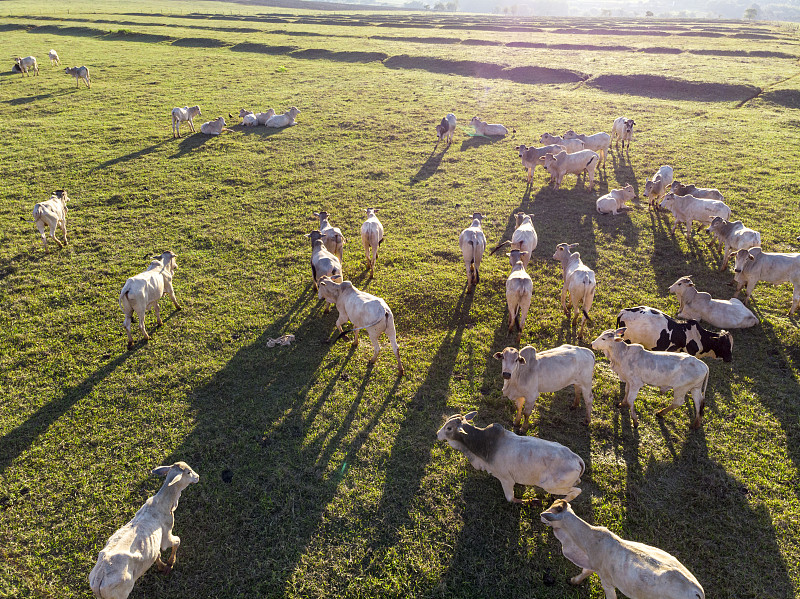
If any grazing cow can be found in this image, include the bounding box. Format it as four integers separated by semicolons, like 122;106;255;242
470;116;508;136
89;462;200;599
543;150;600;190
490;212;538;268
659;192;731;238
459;213;487;291
670;180;724;201
539;133;585;154
541;499;705;599
316;276;403;374
515;143;565;183
171;105;201;138
308;229;343;306
617;306;733;362
32;190;69;249
493;345;595;429
643;165;673;210
611;117;635;150
360;207;384;277
505;249;533;344
591;328;709;429
437;412;585;502
119;252;182;349
436;113;457;145
48;49;60;66
708;217;761;270
553;243;596;339
669;276;758;329
313;211;345;263
596;185;635;215
733;247;800;315
14;56;38;76
562;130;611;164
64;65;90;87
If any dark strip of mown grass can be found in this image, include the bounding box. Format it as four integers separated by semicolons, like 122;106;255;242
588;74;761;103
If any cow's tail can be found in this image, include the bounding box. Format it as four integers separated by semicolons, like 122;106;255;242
576;454;586;482
582;308;592;324
119;281;132;310
489;240;510;256
700;367;710;416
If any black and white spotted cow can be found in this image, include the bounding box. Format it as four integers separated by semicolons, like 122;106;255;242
616;306;733;362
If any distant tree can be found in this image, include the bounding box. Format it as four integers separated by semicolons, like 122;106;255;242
601;8;612;16
445;0;457;10
510;3;518;14
646;10;653;16
434;1;445;9
503;5;509;13
744;4;761;19
403;0;425;7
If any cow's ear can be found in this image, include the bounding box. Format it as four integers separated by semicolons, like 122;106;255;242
517;356;526;364
492;351;503;360
464;410;477;421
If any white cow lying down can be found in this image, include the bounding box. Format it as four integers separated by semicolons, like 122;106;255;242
541;499;705;599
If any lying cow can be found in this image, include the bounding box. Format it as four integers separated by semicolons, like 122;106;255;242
617;306;733;362
437;412;585;502
669;276;758;329
541;499;705;599
494;345;594;428
317;276;403;375
591;328;709;429
596;185;635;215
659;192;731;238
708;217;761;271
734;247;800;315
543;150;600;190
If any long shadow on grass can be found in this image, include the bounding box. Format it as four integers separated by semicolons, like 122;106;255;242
0;351;135;474
410;145;449;184
622;432;794;598
169;133;214;158
610;148;637;191
129;288;406;597
2;89;76;105
93;139;172;170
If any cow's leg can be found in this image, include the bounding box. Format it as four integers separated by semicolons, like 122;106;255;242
600;579;618;599
720;248;731;270
123;310;134;349
690;386;704;429
350;329;360;349
367;329;381;364
581;382;593;424
49;221;64;247
656;388;686;419
36;221;47;247
743;283;756;305
362;237;371;267
561;286;569;315
507;299;517;333
520;407;533;434
189;119;195;132
385;319;403;375
790;283;800;315
154;301;163;326
562;486;582;502
499;477;518;503
517;296;531;337
60;218;67;245
625;384;641;427
137;308;150;340
472;251;482;285
463;257;473;290
164;281;182;310
570;569;593;585
513;396;525;431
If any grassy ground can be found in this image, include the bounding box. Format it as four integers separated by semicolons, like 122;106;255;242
1;6;799;599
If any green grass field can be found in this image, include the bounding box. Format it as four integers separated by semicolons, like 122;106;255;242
1;4;800;598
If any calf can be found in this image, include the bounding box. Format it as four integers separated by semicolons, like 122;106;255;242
541;499;705;599
32;190;69;249
313;211;345;263
671;180;724;201
643;165;673;210
494;345;594;429
119;252;182;349
515;143;565;183
659;192;731;238
200;117;232;135
64;65;90;88
435;113;457;145
734;247;800;315
317;276;403;374
562;130;611;164
617;306;733;362
596;185;635;215
611;117;635;150
171;105;201;138
543;150;600;190
591;328;709;429
669;276;758;329
553;243;596;339
14;56;38;76
505;249;533;344
438;412;585;502
459;213;487;291
308;230;343;313
48;49;60;66
360;207;384;277
470;116;508;136
490;212;537;268
708;217;761;270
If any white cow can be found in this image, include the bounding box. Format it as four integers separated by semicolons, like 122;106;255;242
541;499;705;599
119;251;182;349
596;185;635;215
562;130;611;164
239;108;258;127
490;212;538;268
15;56;38;76
553;243;596;339
200;117;232;135
32;190;69;248
669;276;758;329
438;412;585;502
255;108;276;126
48;49;60;66
459;212;487;291
659;192;731;238
643;165;673;210
515;143;565;183
89;462;199;599
360;207;384;277
308;229;343;304
591;328;709;429
540;132;585;154
64;65;90;87
734;247;800;314
316;276;403;375
436;113;457;145
671;181;724;201
494;344;595;429
265;107;300;128
470;116;508;136
171;105;201;138
314;211;345;263
611;117;635;150
505;249;533;344
543;150;600;190
708;217;761;270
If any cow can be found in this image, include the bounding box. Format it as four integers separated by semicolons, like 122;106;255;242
733;247;800;315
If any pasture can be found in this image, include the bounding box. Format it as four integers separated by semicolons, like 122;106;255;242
1;3;800;597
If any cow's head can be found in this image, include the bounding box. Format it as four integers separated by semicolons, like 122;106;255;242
436;411;477;442
515;144;528;157
468;212;484;224
514;212;532;229
313;211;329;224
365;207;379;217
539;132;555;144
659;192;676;210
733;248;760;273
540;499;574;528
508;249;528;268
553;243;578;263
668;276;694;297
590;328;625;354
562;130;579;140
708;216;726;234
492;346;531;379
317;275;344;302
